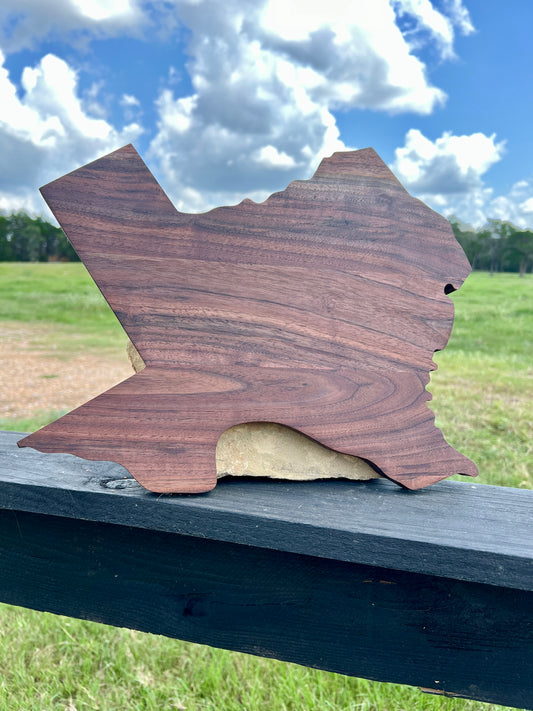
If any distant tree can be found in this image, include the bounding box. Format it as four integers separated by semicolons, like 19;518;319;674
505;229;533;277
449;217;484;269
34;216;79;262
56;227;80;262
449;216;533;275
7;212;43;262
479;220;510;275
0;214;13;261
0;211;79;262
33;216;60;260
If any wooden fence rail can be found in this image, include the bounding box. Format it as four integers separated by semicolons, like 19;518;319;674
0;430;532;709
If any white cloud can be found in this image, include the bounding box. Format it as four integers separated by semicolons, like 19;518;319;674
442;0;475;35
258;0;447;114
392;128;504;191
148;0;471;211
121;93;140;107
392;0;474;59
391;128;509;226
148;0;344;210
0;50;142;213
0;0;143;52
254;145;296;170
1;0;529;230
488;179;533;229
120;93;142;122
397;0;455;46
70;0;137;23
0;0;489;219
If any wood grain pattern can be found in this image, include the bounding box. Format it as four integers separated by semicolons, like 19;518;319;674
17;145;478;492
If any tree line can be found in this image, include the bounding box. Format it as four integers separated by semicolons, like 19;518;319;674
0;211;79;262
449;218;533;277
1;210;532;275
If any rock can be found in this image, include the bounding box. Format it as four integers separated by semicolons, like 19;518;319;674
126;339;145;374
216;422;379;481
127;341;380;482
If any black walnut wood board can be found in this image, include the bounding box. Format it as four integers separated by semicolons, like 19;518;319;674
18;145;478;493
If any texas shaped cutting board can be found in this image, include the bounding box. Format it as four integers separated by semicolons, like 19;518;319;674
18;145;478;492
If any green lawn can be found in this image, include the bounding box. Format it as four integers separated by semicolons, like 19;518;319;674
0;263;531;710
0;261;128;354
430;271;532;489
1;602;520;711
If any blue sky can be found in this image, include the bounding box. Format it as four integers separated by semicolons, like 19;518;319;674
0;0;532;228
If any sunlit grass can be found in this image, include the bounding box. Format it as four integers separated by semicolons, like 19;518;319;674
0;262;128;354
0;605;520;711
429;271;532;488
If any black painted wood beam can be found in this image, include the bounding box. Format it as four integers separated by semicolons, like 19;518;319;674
1;431;532;708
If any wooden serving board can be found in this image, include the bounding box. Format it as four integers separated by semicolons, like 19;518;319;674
18;145;478;492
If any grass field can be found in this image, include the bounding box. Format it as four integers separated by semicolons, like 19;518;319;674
0;262;129;355
0;262;531;710
431;271;532;489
